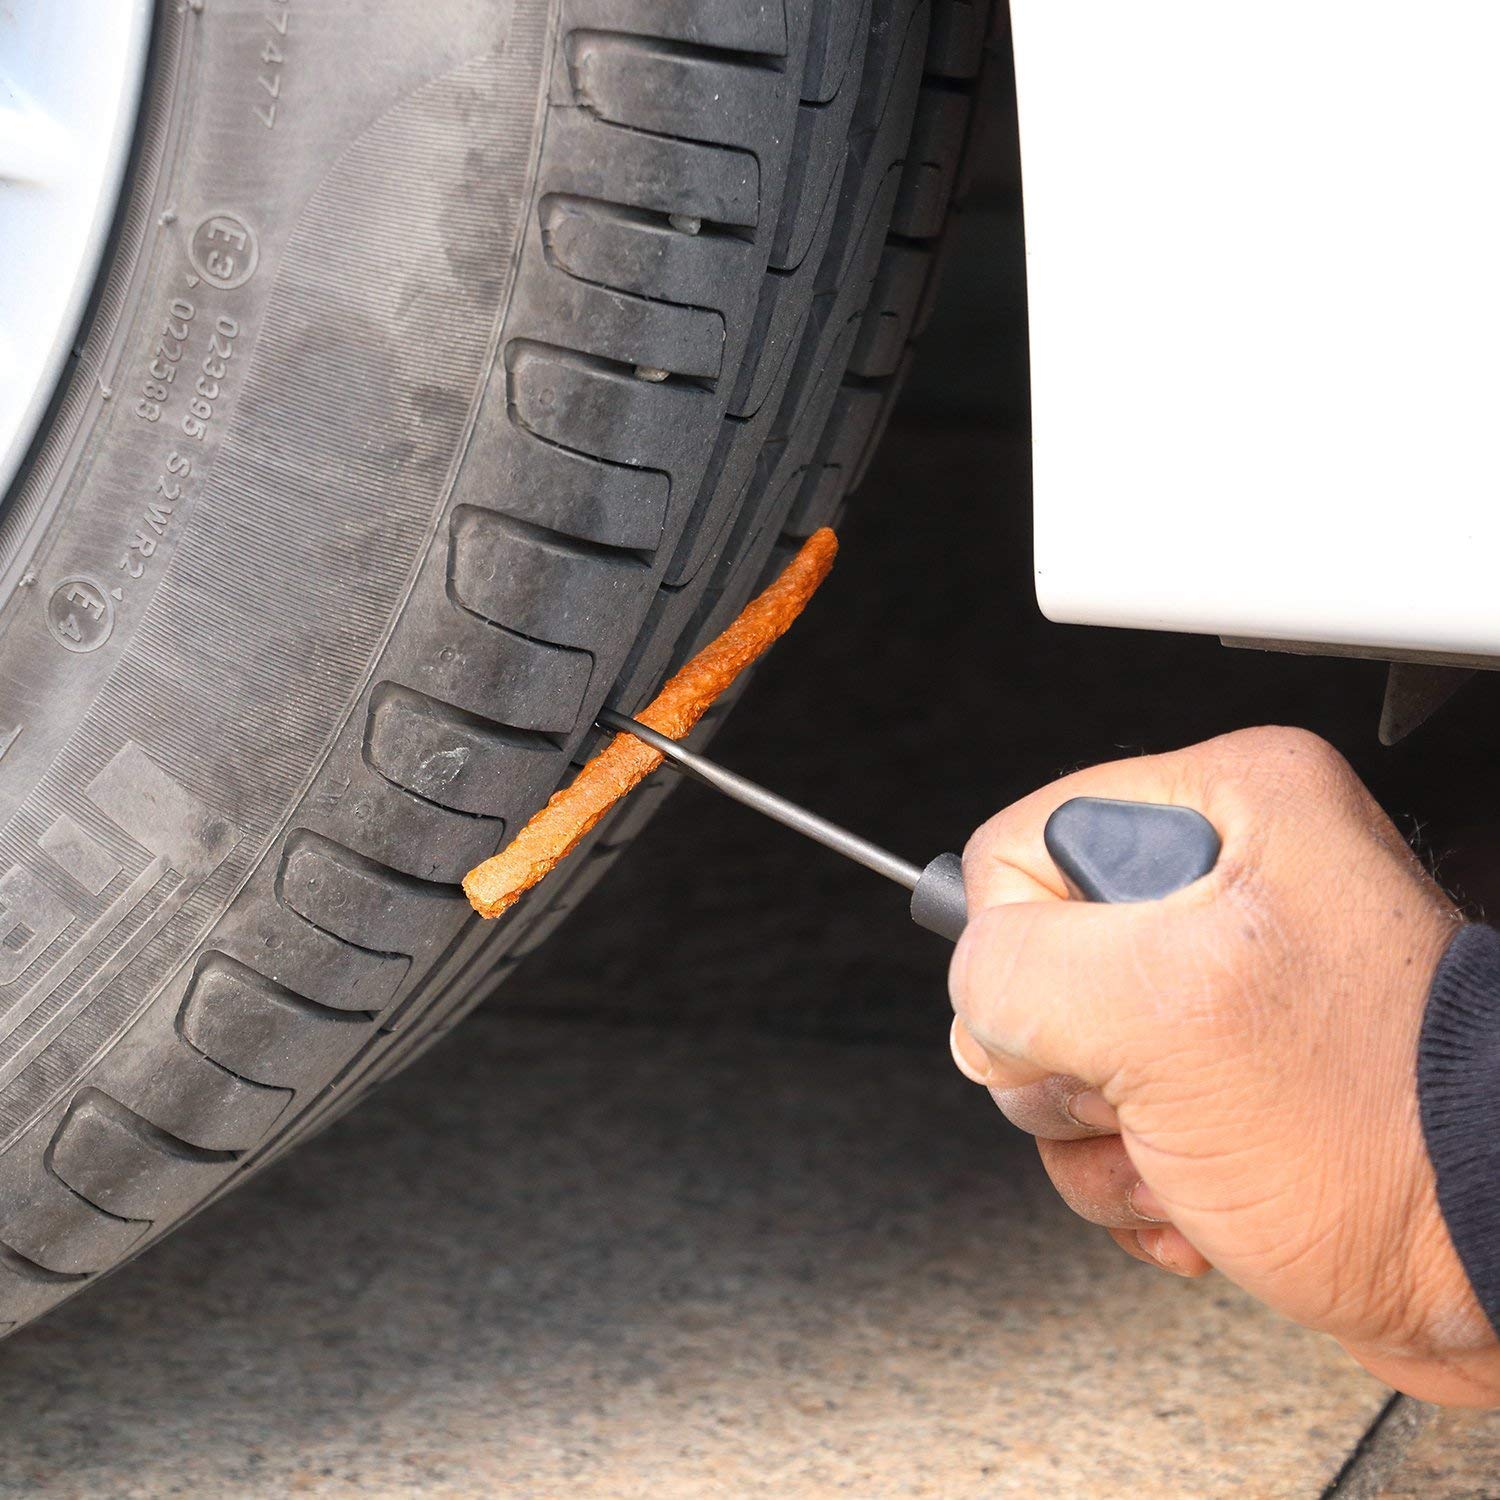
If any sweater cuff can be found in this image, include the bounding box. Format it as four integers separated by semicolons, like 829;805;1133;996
1418;922;1500;1337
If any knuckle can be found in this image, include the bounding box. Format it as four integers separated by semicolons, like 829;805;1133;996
960;811;1025;891
961;811;1006;863
1238;725;1354;788
992;1074;1093;1140
990;1083;1047;1136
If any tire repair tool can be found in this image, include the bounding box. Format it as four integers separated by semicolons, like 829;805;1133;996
597;708;1222;939
463;529;1222;930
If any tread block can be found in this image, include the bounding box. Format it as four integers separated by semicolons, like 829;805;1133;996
769;284;837;439
506;341;709;471
711;461;807;588
180;954;377;1093
0;1244;84;1325
823;380;886;473
314;760;504;886
561;0;787;57
408;605;593;739
845;0;929;138
850;367;906;492
530;273;727;380
771;296;864;467
772;97;854;271
890;88;972;239
728;286;808;423
0;1157;147;1275
802;0;870;102
543;108;760;228
449;508;651;651
508;898;581;961
926;0;986;79
911;227;957;341
110;1033;290;1153
461;404;669;552
366;683;565;820
541;196;756;316
49;1090;238;1222
848;242;931;377
569;33;783;151
828;128;912;290
0;1243;85;1287
784;460;845;537
733;171;842;417
665;418;764;587
212;917;409;1016
590;767;678;846
278;832;466;955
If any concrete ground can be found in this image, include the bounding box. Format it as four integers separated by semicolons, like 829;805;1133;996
4;130;1500;1494
1;409;1497;1495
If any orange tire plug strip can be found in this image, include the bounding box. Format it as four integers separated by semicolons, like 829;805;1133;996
463;527;839;920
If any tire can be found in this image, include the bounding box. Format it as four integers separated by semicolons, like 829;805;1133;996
0;0;994;1333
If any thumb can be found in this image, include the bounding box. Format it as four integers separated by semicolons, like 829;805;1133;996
948;894;1221;1088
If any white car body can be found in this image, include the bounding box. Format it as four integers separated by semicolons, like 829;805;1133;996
1012;2;1500;663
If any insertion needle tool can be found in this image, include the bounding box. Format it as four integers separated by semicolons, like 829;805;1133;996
597;707;970;939
462;531;1221;932
596;710;1223;940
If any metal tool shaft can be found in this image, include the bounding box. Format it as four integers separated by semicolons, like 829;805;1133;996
597;708;927;892
595;715;1222;947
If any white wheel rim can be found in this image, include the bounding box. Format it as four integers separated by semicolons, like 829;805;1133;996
0;0;153;498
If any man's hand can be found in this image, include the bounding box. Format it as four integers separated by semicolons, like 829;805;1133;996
948;726;1500;1406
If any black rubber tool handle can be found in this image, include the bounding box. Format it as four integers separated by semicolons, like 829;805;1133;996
910;853;968;940
1043;797;1221;905
910;798;1220;941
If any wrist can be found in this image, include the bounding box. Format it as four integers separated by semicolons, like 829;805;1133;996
1418;923;1500;1363
1348;1086;1500;1406
1348;1332;1500;1408
1378;1216;1500;1405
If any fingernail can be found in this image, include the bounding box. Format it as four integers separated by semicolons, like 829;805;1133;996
1129;1181;1170;1224
1064;1089;1119;1132
1137;1227;1191;1277
948;1018;993;1085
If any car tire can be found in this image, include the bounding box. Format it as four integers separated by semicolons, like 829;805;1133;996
0;0;993;1333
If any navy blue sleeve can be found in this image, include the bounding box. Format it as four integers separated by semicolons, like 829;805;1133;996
1418;922;1500;1336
